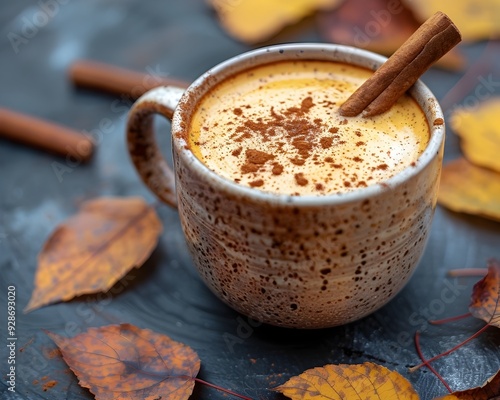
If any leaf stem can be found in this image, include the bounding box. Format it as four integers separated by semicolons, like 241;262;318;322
409;323;490;372
414;331;452;393
429;312;472;325
193;378;254;400
447;268;488;277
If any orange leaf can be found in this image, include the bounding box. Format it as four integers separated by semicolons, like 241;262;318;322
46;324;200;400
437;158;500;222
25;197;162;312
209;0;343;43
275;362;419;399
434;369;500;399
469;259;500;328
317;0;464;70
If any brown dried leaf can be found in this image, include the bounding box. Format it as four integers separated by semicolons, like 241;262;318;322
317;0;464;70
469;259;500;328
209;0;343;43
46;324;200;400
434;369;500;399
25;197;162;312
402;0;500;42
275;362;419;399
438;158;500;222
451;98;500;173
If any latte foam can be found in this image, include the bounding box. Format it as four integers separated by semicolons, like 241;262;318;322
188;61;429;196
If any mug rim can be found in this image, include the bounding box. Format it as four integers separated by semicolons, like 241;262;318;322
171;43;445;206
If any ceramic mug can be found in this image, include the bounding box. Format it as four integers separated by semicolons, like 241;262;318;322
126;43;444;329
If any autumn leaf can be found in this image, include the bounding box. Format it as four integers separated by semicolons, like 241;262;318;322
46;324;200;400
469;259;500;328
316;0;463;70
434;369;500;399
451;98;500;173
275;362;419;399
437;158;500;222
25;197;162;312
411;259;499;377
209;0;343;43
402;0;500;41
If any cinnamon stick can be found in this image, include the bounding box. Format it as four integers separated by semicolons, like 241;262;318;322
339;12;461;117
0;108;94;161
69;60;190;99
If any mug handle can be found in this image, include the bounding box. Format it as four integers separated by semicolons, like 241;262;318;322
126;86;186;209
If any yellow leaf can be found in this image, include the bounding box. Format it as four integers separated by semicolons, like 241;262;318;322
438;158;500;222
402;0;500;41
275;362;419;399
209;0;343;43
451;98;500;173
25;197;162;312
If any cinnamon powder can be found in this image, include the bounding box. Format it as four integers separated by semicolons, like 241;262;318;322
231;96;330;191
295;173;309;186
272;163;284;175
189;60;431;195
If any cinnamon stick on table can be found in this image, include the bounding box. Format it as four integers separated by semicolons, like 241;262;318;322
69;60;190;99
0;108;94;161
339;11;461;117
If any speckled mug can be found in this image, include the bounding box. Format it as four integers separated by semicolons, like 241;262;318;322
126;43;445;329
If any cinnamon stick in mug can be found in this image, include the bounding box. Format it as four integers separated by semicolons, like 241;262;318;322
340;12;461;117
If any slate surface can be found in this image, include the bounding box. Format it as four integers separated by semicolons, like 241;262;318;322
1;1;499;399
